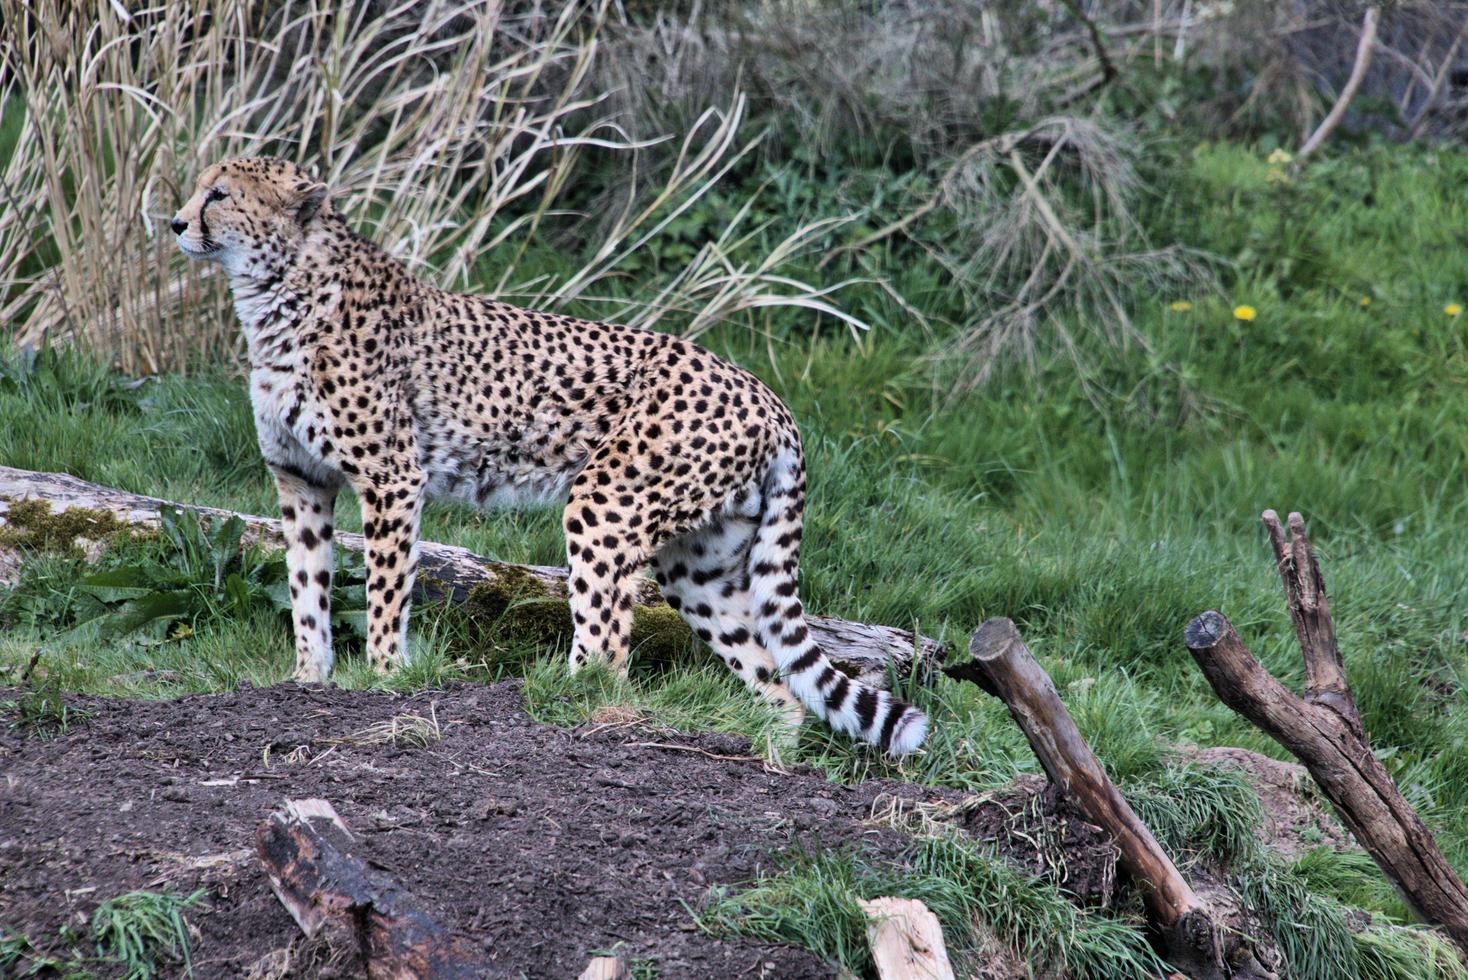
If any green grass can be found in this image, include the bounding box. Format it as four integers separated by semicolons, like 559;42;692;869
1;889;204;980
4;141;1468;975
695;838;1166;979
90;890;204;980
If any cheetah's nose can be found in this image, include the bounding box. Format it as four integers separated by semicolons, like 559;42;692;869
170;217;188;235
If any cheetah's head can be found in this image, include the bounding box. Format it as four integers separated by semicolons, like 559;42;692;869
172;157;331;272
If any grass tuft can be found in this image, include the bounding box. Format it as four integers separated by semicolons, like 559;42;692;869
90;889;204;980
697;836;1166;979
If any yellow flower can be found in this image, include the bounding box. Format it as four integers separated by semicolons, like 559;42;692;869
1233;305;1257;322
1359;296;1372;307
1446;303;1462;317
1267;148;1293;165
1169;301;1192;312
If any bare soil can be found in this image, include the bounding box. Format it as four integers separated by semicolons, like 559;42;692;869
1;680;958;978
1;681;1339;978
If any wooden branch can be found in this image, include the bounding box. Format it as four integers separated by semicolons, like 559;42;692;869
257;798;502;978
1186;605;1468;953
1407;19;1468;140
1262;509;1361;735
1297;6;1381;162
1054;0;1121;107
0;465;943;686
857;897;955;980
946;619;1273;979
947;620;1198;924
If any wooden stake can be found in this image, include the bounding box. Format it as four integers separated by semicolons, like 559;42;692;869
947;619;1275;979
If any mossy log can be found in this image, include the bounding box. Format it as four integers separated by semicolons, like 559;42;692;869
0;465;944;685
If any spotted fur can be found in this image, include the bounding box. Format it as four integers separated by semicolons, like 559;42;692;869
172;157;927;754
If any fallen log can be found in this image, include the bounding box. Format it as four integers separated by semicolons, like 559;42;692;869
1185;510;1468;956
858;896;955;980
0;465;943;686
256;798;501;979
945;618;1276;979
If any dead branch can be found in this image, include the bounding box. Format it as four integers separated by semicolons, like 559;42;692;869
1262;509;1360;735
1297;6;1381;162
1184;512;1468;955
1407;19;1468;140
0;465;943;685
257;798;502;978
946;618;1275;979
1056;0;1121;106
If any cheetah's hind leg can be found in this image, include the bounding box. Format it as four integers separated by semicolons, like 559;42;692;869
654;514;807;738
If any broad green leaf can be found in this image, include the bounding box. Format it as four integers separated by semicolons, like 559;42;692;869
76;567;158;602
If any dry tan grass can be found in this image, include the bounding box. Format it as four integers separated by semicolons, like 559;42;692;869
0;0;869;373
325;709;444;749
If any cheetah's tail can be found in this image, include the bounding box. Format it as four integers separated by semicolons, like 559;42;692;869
747;444;927;755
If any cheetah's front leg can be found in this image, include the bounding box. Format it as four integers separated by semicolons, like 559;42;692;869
563;491;649;678
273;468;339;682
356;472;426;673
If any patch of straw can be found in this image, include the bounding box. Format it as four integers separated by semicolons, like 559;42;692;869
324;708;444;749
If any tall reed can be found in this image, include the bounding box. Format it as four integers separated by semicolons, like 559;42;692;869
0;0;866;373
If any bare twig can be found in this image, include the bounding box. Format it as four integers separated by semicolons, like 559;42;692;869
1056;0;1121;105
1408;18;1468;140
1297;6;1381;162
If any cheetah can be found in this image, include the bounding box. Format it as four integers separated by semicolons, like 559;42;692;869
171;157;927;754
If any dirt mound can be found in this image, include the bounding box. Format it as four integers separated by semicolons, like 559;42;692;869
1186;745;1355;859
958;775;1122;907
0;681;955;978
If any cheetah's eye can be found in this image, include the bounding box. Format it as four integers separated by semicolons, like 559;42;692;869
205;187;229;204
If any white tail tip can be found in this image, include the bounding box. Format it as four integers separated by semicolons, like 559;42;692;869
886;709;928;756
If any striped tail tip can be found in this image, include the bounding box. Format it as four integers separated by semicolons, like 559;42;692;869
883;704;928;756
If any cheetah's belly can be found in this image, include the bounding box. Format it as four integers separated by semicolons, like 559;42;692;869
416;414;592;511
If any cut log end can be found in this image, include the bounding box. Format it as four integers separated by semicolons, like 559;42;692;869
1184;611;1230;650
967;617;1023;662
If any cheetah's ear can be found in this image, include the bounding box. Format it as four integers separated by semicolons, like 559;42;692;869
290;179;329;225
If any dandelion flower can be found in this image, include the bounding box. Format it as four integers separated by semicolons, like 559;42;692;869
1169;301;1192;312
1233;305;1257;322
1446;303;1462;317
1267;148;1293;165
1359;296;1372;307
